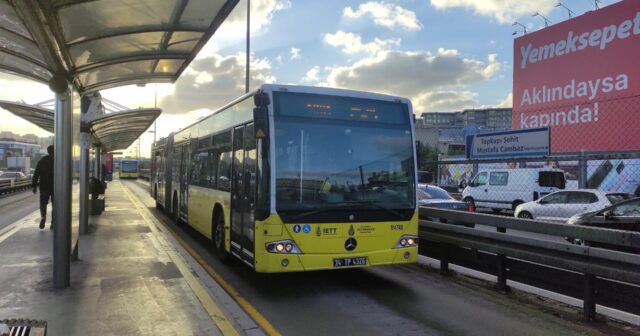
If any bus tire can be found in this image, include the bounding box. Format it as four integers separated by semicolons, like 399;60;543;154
213;210;231;263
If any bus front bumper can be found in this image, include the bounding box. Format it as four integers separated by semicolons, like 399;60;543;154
255;246;417;273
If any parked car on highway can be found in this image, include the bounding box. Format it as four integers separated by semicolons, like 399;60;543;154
567;197;640;253
0;171;27;181
418;184;474;227
462;168;566;213
514;189;632;223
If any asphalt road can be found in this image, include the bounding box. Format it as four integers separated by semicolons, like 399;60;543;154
0;189;40;231
121;180;611;336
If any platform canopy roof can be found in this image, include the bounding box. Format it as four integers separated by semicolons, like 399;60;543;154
0;99;160;151
0;0;238;94
0;100;54;133
87;108;161;151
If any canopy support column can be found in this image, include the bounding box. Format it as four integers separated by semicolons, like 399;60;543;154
94;146;101;180
51;75;72;289
79;133;90;235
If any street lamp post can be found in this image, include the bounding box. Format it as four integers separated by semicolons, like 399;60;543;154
533;12;552;27
555;3;575;19
512;21;528;35
246;0;250;94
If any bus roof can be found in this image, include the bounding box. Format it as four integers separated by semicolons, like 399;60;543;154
173;84;413;141
260;84;412;105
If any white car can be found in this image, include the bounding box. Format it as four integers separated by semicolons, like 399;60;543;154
0;171;27;181
462;168;566;212
514;189;632;223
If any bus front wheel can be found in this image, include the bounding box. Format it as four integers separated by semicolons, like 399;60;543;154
213;213;231;263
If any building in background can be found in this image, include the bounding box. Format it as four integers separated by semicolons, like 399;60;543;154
419;108;512;130
0;139;42;169
415;108;512;157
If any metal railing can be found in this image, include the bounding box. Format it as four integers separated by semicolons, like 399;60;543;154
418;207;640;321
0;178;32;195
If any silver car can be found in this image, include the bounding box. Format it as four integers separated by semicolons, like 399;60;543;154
514;189;631;223
0;171;27;181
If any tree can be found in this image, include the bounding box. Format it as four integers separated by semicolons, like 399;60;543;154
416;142;439;173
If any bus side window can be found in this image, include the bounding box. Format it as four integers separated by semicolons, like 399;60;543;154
190;153;199;186
197;151;209;187
209;149;220;188
218;152;232;191
214;130;232;191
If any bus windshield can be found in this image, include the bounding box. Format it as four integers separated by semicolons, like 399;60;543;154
274;92;415;213
121;161;138;173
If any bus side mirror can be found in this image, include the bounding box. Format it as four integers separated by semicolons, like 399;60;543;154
253;106;269;138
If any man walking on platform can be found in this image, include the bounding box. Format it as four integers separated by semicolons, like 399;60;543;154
32;145;54;229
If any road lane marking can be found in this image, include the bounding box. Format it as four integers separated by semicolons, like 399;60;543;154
122;181;282;336
0;210;39;244
168;250;241;336
120;181;240;336
163;225;282;336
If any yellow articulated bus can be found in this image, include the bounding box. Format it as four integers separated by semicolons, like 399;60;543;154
119;159;139;179
151;84;418;272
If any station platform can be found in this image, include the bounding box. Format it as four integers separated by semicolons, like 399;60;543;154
0;180;263;336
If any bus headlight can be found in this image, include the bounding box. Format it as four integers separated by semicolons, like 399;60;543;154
394;235;418;248
266;240;302;254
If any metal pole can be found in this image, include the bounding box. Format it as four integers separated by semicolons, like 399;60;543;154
584;274;596;321
580;149;588;189
51;76;72;289
79;133;89;235
439;243;450;275
154;84;157;146
496;223;508;291
94;145;100;179
245;0;250;93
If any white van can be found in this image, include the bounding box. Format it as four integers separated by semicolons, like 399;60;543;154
461;168;566;212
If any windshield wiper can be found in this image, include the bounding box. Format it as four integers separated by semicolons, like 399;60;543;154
288;201;406;222
345;201;404;218
289;205;353;222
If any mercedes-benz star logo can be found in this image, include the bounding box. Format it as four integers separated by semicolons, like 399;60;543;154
344;238;357;251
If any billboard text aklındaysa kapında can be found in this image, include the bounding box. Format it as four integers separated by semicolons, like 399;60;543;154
513;0;640;153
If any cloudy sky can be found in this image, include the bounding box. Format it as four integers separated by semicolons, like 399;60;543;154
0;0;616;157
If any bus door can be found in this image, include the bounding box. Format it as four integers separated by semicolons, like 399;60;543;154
231;124;257;262
242;124;257;257
179;144;189;220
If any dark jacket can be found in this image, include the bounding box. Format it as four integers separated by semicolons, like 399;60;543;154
33;155;54;192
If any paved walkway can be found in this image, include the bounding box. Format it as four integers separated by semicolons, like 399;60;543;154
0;180;259;335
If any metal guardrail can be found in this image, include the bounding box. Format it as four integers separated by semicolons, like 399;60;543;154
418;207;640;321
0;178;32;195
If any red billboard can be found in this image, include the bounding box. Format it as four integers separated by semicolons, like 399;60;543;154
513;0;640;153
104;153;113;174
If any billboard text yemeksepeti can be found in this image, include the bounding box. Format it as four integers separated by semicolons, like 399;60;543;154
513;0;640;153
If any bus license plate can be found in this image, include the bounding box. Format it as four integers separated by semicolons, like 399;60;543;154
333;257;368;268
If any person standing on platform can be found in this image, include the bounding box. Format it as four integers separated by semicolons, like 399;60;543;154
32;145;54;229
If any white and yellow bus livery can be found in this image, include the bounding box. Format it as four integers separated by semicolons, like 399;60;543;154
150;84;418;273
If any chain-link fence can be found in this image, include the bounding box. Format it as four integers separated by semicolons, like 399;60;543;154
418;94;640;227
